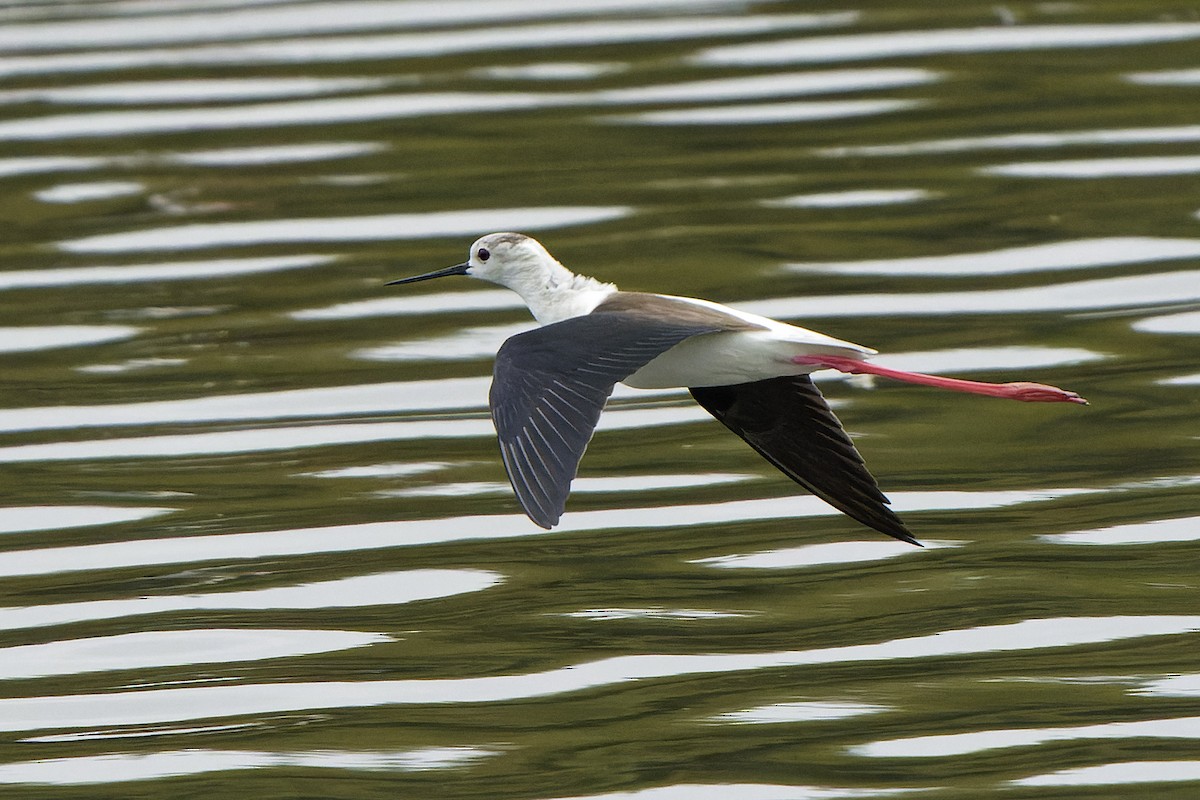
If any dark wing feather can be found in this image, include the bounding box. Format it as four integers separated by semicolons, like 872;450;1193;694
491;311;725;528
690;375;917;545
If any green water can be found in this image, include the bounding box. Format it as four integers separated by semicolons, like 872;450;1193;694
0;1;1198;797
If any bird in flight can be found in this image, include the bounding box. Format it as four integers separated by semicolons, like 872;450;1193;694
391;233;1086;544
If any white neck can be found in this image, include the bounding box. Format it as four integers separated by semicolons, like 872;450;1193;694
505;263;616;325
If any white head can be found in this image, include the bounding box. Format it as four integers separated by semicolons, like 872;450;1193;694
389;232;615;324
461;232;568;291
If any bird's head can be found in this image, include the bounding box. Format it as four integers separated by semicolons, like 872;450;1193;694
388;232;563;293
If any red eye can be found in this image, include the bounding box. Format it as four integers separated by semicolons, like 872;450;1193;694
477;248;490;262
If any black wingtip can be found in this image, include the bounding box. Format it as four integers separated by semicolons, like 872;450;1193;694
528;510;559;530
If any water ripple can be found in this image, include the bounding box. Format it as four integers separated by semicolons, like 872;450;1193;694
982;155;1200;178
715;701;887;724
818;124;1200;157
853;715;1200;758
0;629;390;680
0;745;497;785
0;615;1192;731
59;205;631;252
0;490;1088;578
0;0;805;50
0;325;140;353
0;77;388;105
764;189;933;208
0;255;332;290
1012;760;1200;787
610;98;921;126
1133;310;1200;335
696;539;960;570
785;237;1200;277
0;569;502;632
0;505;171;534
744;270;1200;318
0;14;855;79
695;23;1200;66
543;785;908;799
1040;516;1200;546
291;289;521;320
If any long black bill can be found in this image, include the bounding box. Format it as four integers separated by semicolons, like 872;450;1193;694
387;262;470;286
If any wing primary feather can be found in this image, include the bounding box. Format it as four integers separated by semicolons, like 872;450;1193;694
689;375;917;545
489;310;729;528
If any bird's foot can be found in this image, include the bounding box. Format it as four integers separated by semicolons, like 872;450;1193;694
792;355;1088;405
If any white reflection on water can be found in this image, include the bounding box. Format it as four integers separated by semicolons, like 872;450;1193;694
565;608;751;621
0;77;388;105
1126;68;1200;85
697;539;960;570
544;785;908;799
611;98;921;126
307;461;454;479
0;490;1086;578
60;205;630;252
385;473;751;498
0;506;171;534
292;289;521;320
594;68;938;105
1138;674;1200;697
785;237;1200;276
0;404;707;463
0;745;496;785
715;701;886;724
34;180;143;203
309;460;453;479
77;358;187;375
0;92;573;141
0;569;501;632
356;322;528;362
819;124;1200;157
0;615;1194;731
1133;310;1200;335
0;14;856;80
983;155;1200;178
478;62;627;81
0;144;380;180
0;81;933;139
695;23;1200;66
0;155;104;177
0;377;493;433
873;346;1102;375
853;715;1200;758
764;189;932;208
0;325;139;353
169;141;385;166
1012;760;1200;787
743;270;1200;318
1041;516;1200;546
0;629;390;680
0;0;811;50
0;255;332;290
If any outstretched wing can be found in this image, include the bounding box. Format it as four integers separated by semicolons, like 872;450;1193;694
690;375;917;544
491;311;725;528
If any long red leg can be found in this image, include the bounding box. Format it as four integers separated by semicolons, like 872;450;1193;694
792;355;1088;405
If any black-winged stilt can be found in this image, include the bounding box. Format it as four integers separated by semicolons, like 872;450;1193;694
391;233;1086;544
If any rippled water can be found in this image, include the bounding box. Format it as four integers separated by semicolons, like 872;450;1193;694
1;1;1198;798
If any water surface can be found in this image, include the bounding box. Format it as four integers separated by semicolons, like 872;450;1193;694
0;1;1198;798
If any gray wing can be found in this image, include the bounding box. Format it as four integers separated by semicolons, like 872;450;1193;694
690;375;917;545
490;311;723;528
